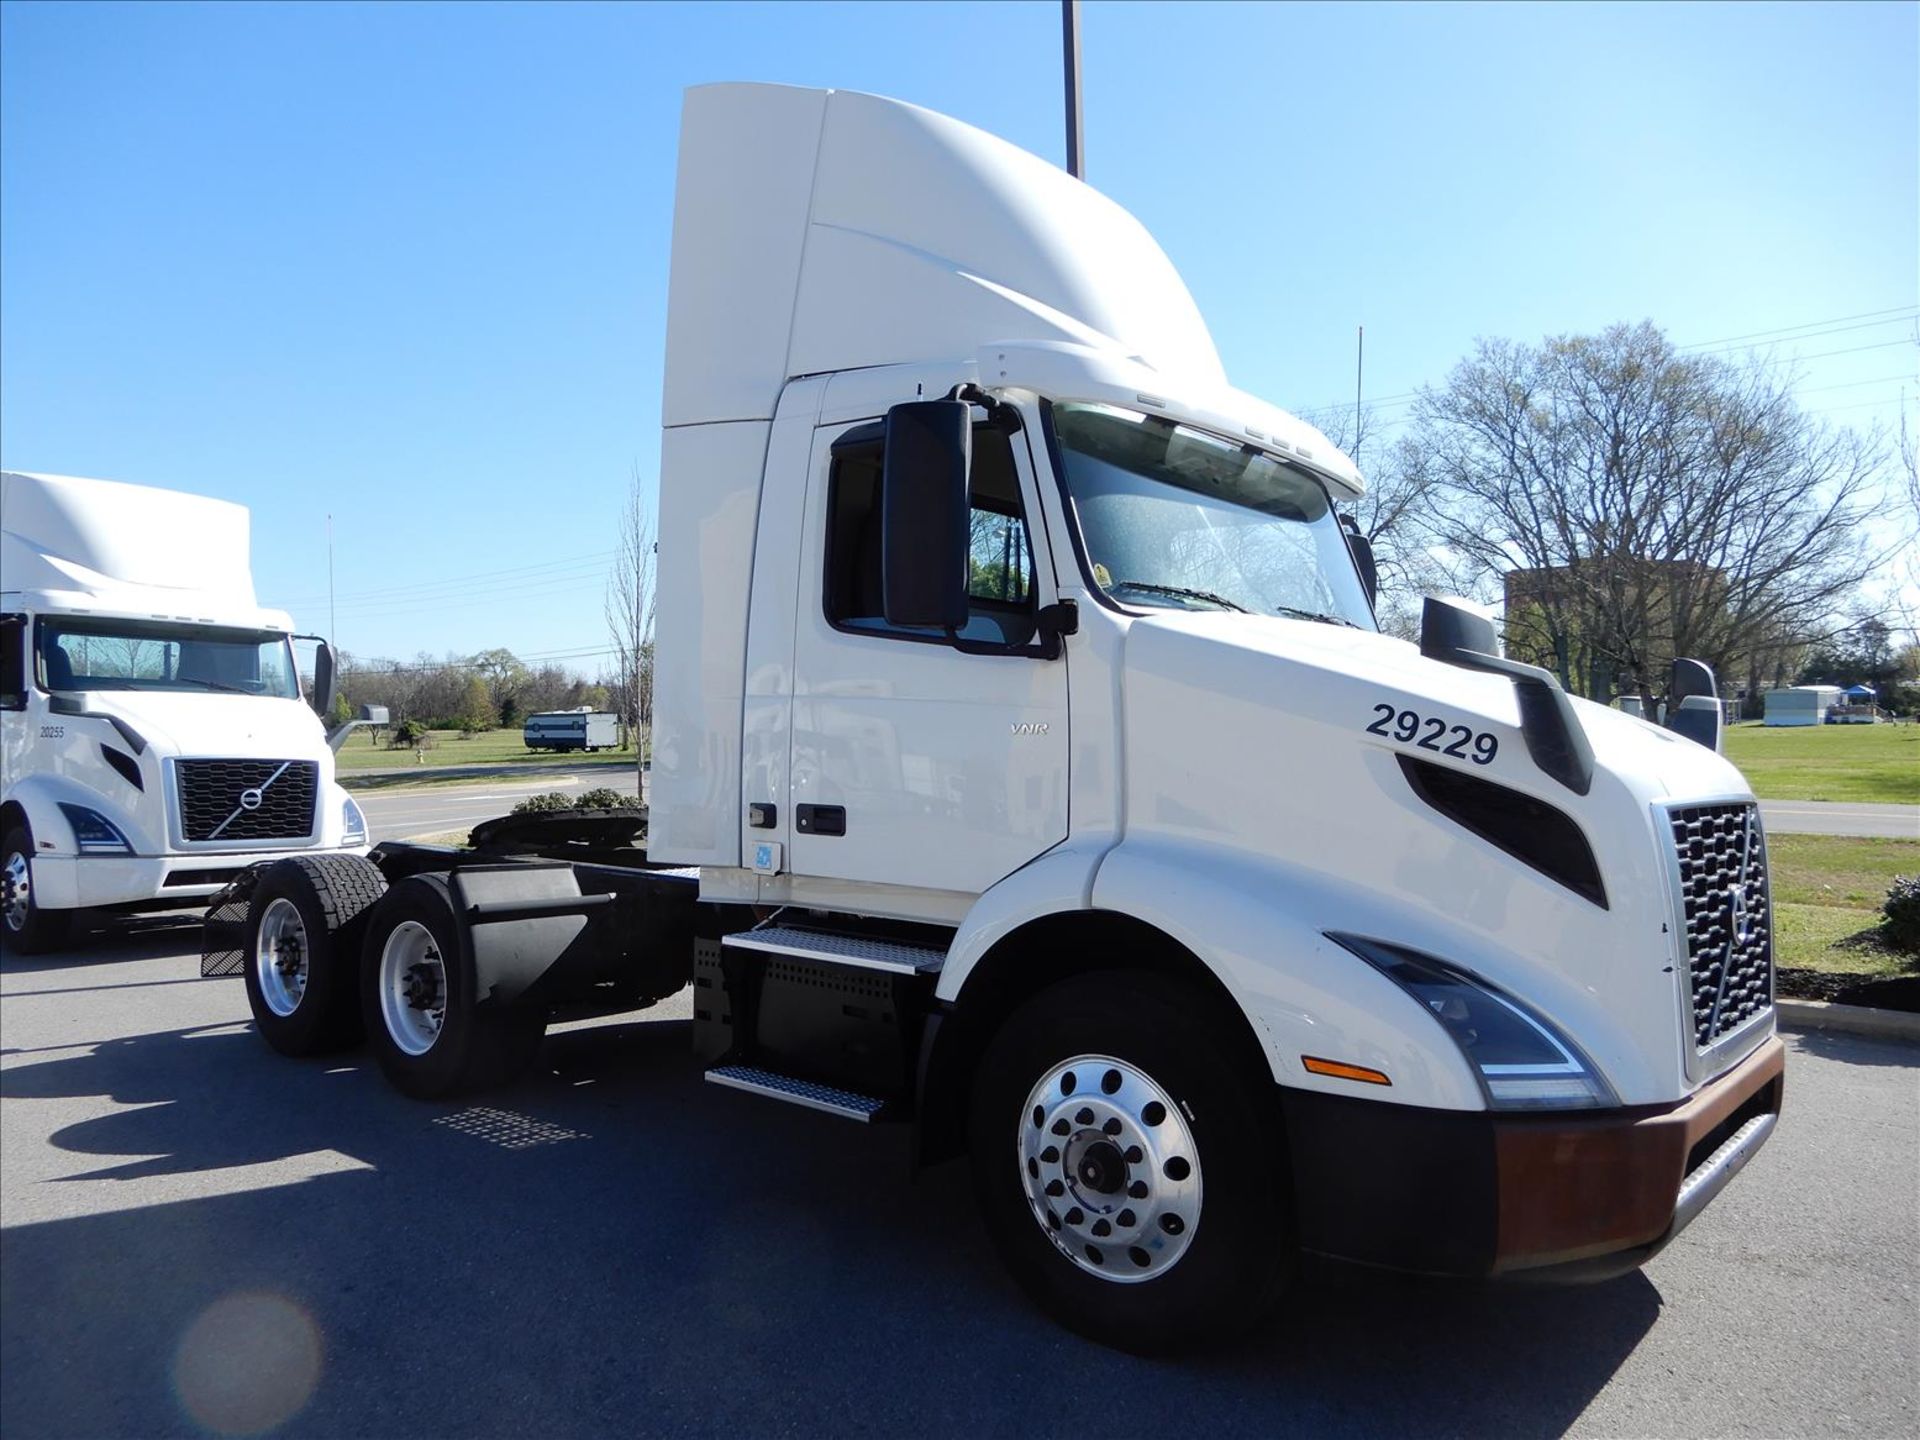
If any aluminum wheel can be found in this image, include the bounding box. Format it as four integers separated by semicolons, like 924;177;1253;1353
2;850;28;934
379;919;446;1056
1018;1053;1203;1283
254;897;311;1017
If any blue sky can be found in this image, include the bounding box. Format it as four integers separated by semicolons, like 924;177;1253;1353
3;1;1914;668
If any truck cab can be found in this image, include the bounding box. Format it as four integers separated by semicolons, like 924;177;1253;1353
644;84;1782;1346
1;470;369;952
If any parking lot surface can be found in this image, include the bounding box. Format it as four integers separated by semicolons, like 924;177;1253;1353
3;929;1915;1439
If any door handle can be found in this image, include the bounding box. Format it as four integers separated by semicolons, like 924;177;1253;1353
795;804;846;837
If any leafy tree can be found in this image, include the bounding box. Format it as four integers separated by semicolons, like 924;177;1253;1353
454;675;497;736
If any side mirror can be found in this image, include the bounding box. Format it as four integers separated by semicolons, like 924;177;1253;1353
310;640;338;720
1667;658;1722;751
358;704;390;725
1419;595;1500;664
882;400;971;630
1340;516;1378;606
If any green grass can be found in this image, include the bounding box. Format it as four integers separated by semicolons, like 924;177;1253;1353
1721;721;1920;805
1768;832;1918;978
331;727;636;773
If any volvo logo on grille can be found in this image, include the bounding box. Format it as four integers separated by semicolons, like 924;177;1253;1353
238;788;265;812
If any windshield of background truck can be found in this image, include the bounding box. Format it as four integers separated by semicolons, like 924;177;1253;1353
36;618;299;698
1051;402;1377;630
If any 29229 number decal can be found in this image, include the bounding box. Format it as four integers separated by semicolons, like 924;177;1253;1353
1365;704;1497;765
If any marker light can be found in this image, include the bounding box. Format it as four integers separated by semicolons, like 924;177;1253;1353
1328;933;1617;1111
58;803;133;855
1301;1056;1392;1086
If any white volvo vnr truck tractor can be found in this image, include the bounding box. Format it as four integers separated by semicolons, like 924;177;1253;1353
1;470;372;956
211;84;1782;1351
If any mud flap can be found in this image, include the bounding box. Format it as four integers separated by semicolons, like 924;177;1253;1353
200;868;264;976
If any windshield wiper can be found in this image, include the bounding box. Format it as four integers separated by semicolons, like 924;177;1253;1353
175;678;255;695
1109;580;1247;613
1273;604;1359;629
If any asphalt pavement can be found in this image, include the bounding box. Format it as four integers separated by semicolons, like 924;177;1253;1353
2;931;1915;1438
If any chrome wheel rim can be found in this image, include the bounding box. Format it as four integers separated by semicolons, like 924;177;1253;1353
3;850;28;933
1018;1053;1203;1283
254;898;310;1017
379;920;446;1057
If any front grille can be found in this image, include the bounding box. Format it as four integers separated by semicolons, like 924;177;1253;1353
177;759;317;843
1669;802;1773;1049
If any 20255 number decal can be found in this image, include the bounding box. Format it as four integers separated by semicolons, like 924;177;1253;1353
1365;703;1498;765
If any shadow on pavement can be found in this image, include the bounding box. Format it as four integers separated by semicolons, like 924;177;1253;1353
2;1012;1662;1438
1786;1027;1920;1068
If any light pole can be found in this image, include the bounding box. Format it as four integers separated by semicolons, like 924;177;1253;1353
1062;0;1083;179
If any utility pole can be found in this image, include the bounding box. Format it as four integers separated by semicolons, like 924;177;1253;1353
1062;0;1083;179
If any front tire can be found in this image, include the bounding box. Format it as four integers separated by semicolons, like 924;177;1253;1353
968;972;1293;1353
2;823;72;955
243;856;388;1054
360;875;545;1099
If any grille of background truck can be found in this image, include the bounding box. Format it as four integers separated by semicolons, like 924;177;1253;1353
176;759;318;843
1669;801;1773;1049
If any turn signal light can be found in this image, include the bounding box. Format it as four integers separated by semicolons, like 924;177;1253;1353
1301;1055;1392;1086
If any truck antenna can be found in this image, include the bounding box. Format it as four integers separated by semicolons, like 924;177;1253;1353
1354;324;1364;466
1062;0;1084;179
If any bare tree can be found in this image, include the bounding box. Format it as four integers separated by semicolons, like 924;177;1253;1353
1404;322;1891;701
604;464;658;778
1302;402;1454;638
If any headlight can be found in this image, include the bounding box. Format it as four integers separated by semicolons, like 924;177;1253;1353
342;796;368;844
1328;933;1617;1111
58;803;134;855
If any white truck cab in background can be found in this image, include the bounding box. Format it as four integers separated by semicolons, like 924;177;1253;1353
1;470;369;952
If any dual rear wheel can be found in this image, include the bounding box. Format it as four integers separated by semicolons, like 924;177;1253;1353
242;861;543;1097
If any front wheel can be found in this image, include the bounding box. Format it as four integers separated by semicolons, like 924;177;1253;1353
968;972;1293;1353
2;823;72;955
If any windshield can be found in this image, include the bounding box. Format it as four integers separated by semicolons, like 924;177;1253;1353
1050;402;1377;630
37;617;299;699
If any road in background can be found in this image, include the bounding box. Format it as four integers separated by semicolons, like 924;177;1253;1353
356;773;640;842
1759;799;1919;839
2;932;1914;1439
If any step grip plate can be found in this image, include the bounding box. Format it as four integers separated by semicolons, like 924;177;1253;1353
723;924;945;975
705;1064;886;1122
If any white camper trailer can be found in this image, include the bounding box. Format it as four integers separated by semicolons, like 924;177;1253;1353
1;471;369;952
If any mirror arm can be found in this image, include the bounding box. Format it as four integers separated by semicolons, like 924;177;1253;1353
944;383;1024;433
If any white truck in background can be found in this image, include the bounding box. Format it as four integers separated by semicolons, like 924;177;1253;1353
1;470;372;952
216;84;1783;1351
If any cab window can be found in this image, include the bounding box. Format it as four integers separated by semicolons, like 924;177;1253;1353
823;423;1038;648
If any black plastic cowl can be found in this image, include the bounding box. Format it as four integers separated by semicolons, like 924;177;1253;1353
1419;597;1594;796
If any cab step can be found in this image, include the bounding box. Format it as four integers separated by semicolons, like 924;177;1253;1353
721;923;946;975
704;1064;888;1122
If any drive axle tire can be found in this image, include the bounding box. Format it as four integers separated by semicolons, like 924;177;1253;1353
244;856;388;1055
968;972;1293;1354
361;875;546;1100
2;823;73;955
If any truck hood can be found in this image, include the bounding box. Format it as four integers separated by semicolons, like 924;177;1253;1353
64;691;330;761
1115;611;1754;1106
1123;612;1749;805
